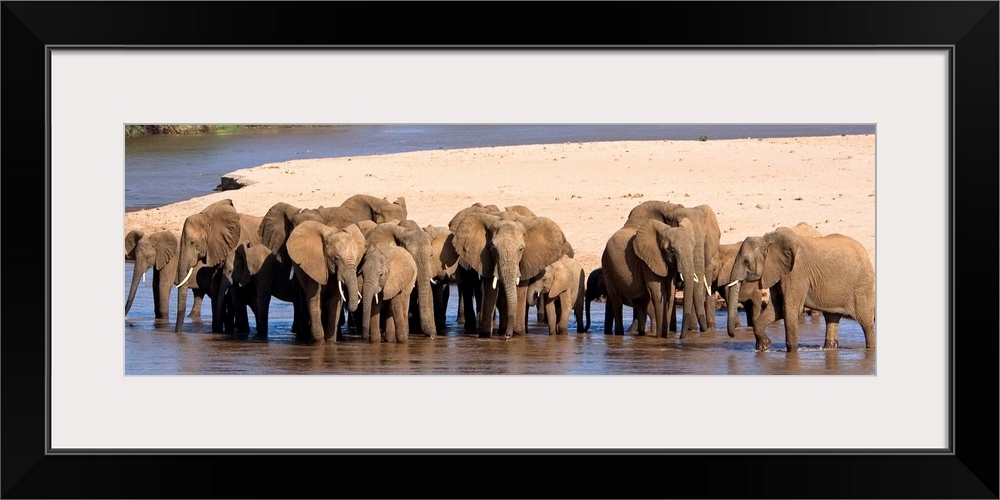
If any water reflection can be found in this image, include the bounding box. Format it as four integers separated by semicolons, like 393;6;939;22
124;264;876;375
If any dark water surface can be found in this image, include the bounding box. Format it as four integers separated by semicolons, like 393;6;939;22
124;264;877;376
125;124;875;209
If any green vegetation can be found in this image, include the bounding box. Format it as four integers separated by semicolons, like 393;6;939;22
124;125;272;137
698;135;709;142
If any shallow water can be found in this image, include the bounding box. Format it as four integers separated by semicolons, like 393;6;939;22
124;264;876;375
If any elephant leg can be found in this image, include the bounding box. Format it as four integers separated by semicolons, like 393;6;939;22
456;285;465;325
152;271;169;320
232;288;251;336
556;292;572;335
822;312;842;349
752;303;775;352
393;297;409;343
544;296;558;335
254;291;272;340
210;271;225;333
609;293;625;335
188;291;204;320
302;280;325;344
513;283;528;336
860;317;876;349
325;297;344;342
432;281;448;334
479;279;498;338
781;295;804;352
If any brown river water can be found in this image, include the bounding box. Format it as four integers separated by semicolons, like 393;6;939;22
124;264;876;376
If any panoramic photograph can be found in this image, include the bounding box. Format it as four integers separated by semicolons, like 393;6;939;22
123;124;876;375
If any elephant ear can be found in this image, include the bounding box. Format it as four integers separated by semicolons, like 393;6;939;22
125;230;144;260
398;219;420;232
153;231;178;270
366;221;402;247
634;220;671;277
716;244;738;284
198;201;242;267
520;217;568;279
454;213;497;275
546;259;574;298
287;221;333;285
761;230;797;289
428;227;460;276
259;202;300;255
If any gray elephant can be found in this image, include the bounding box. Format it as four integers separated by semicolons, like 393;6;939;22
526;255;585;334
364;221;459;338
632;218;702;337
453;211;573;339
173;199;262;334
229;242;304;340
285;220;366;344
624;200;721;333
448;202;500;331
125;229;178;320
359;243;418;343
339;194;407;223
714;223;821;329
724;227;875;352
258;201;364;337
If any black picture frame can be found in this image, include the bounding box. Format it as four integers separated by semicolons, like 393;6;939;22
3;2;996;498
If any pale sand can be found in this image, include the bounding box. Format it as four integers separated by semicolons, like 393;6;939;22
124;134;876;274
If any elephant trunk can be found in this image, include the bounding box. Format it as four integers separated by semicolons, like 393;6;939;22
341;265;361;313
726;263;749;337
175;282;189;333
498;261;520;339
415;267;437;336
125;259;150;317
361;280;378;342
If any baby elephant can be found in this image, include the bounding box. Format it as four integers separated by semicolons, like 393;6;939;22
725;227;875;352
359;243;418;343
527;255;586;335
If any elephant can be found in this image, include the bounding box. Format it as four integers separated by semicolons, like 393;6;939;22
582;267;645;334
173;199;262;334
229;241;306;340
258;201;364;336
632;218;702;338
600;226;654;336
714;243;764;330
526;255;585;334
285;220;366;344
125;229;178;320
714;224;820;329
359;243;418;343
453;211;573;339
448;203;500;331
339;194;407;224
623;201;721;332
365;221;460;338
724;227;875;352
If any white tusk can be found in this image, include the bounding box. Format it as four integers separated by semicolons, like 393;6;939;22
704;279;711;295
358;290;362;299
430;278;438;285
176;267;194;288
726;279;740;288
679;273;684;282
492;275;498;289
298;208;306;214
693;274;700;283
375;294;379;304
338;281;346;302
141;272;146;283
289;267;295;280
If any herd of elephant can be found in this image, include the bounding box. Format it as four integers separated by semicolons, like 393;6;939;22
125;194;876;353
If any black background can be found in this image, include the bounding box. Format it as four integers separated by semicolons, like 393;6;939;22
2;2;997;498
